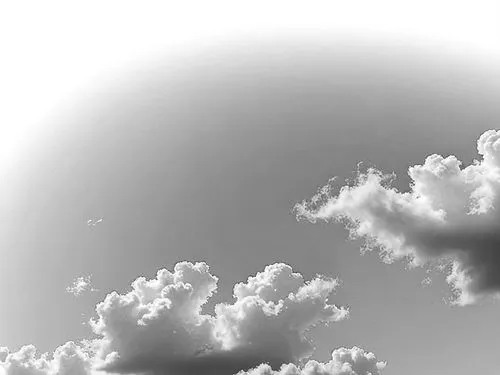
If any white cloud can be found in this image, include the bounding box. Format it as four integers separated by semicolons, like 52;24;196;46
238;346;386;375
295;129;500;305
66;276;98;297
2;262;357;375
0;342;96;375
92;262;348;374
0;345;49;375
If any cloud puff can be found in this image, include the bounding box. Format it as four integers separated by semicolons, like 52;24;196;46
0;342;94;375
237;346;386;375
294;129;500;305
92;262;348;374
66;276;98;297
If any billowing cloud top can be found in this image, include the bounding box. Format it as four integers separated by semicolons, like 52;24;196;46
1;262;366;375
0;342;93;375
238;346;386;375
295;129;500;305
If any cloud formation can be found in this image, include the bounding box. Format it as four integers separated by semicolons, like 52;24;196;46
237;346;386;375
93;262;348;374
66;276;98;297
2;262;363;375
295;129;500;305
0;342;95;375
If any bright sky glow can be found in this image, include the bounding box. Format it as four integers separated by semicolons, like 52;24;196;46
0;0;498;172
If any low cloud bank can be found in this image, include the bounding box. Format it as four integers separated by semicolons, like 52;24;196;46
295;129;500;305
0;342;95;375
1;262;379;375
238;346;386;375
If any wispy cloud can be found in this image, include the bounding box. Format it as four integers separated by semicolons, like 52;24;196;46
295;129;500;305
66;276;98;297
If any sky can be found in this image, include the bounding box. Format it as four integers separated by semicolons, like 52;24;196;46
1;1;500;375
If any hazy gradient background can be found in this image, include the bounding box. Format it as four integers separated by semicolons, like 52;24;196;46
1;34;500;375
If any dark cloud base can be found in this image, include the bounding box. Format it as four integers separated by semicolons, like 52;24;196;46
102;347;290;375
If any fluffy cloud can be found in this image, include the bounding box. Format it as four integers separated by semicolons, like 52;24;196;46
0;342;94;375
2;262;357;375
294;129;500;305
93;262;348;374
237;346;386;375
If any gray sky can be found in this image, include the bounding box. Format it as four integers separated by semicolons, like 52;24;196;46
1;6;500;374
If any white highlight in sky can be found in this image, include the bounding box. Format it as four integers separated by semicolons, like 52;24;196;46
0;1;499;176
66;276;98;297
86;218;103;228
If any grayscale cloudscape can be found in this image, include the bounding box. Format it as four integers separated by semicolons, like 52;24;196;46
2;30;500;375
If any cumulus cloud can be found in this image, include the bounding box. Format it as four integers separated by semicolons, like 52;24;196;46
237;346;386;375
0;342;95;375
294;129;500;305
2;262;360;375
92;262;348;374
66;276;98;297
